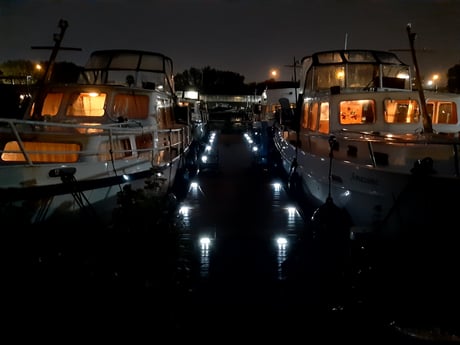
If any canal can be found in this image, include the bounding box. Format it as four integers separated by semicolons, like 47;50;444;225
6;121;459;343
171;122;460;343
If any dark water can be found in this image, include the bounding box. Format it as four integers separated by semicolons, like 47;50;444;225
6;123;460;343
170;127;460;343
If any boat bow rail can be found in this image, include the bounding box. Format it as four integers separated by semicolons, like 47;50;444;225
0;117;188;170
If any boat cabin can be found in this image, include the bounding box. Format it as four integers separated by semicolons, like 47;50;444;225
295;50;460;136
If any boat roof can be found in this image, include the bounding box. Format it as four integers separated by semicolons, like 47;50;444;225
299;49;412;92
84;49;174;73
79;49;175;92
301;49;408;67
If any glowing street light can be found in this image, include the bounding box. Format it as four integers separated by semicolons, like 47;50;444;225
427;74;439;91
270;69;279;80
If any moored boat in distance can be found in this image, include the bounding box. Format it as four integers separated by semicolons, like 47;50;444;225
176;89;210;143
273;48;460;240
0;46;200;225
257;81;299;125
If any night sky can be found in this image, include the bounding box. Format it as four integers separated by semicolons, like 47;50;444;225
1;0;459;84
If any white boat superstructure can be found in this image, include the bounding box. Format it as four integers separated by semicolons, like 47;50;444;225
176;89;210;143
258;81;299;125
0;49;196;225
273;49;460;238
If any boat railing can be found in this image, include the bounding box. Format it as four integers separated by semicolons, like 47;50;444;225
306;129;460;176
0;118;189;167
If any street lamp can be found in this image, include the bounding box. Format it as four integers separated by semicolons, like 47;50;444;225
432;74;439;92
426;74;440;91
270;69;278;80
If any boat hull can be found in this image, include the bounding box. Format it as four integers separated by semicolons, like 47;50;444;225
274;128;460;239
0;153;186;225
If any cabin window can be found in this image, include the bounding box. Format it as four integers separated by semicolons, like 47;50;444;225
382;65;410;89
347;64;377;88
112;94;149;119
158;106;174;129
384;99;420;124
317;51;344;63
428;101;457;124
305;102;319;131
315;66;345;90
99;138;132;161
319;102;329;133
66;92;106;117
300;103;309;128
438;102;457;124
1;141;80;163
37;92;63;117
339;100;375;124
301;103;310;129
136;133;154;158
426;103;434;119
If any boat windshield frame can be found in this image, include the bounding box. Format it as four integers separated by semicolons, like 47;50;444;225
301;49;412;93
78;49;175;94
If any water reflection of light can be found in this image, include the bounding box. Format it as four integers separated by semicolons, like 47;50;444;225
286;206;297;216
190;182;205;200
209;132;216;143
277;237;288;246
276;236;288;280
200;236;211;248
179;205;190;215
272;181;282;199
199;236;212;278
285;206;299;233
179;205;191;226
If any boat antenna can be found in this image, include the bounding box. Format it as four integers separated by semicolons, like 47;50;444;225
292;56;298;101
344;33;348;50
283;56;299;100
283;56;301;149
406;23;433;134
30;19;82;83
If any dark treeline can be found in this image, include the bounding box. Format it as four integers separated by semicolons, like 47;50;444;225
2;59;460;94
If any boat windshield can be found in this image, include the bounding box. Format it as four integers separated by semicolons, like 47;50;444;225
305;50;411;91
78;50;175;93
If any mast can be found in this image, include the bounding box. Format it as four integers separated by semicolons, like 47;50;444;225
31;19;81;119
406;23;433;134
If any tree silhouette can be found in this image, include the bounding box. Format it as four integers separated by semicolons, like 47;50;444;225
447;64;460;93
175;66;252;95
